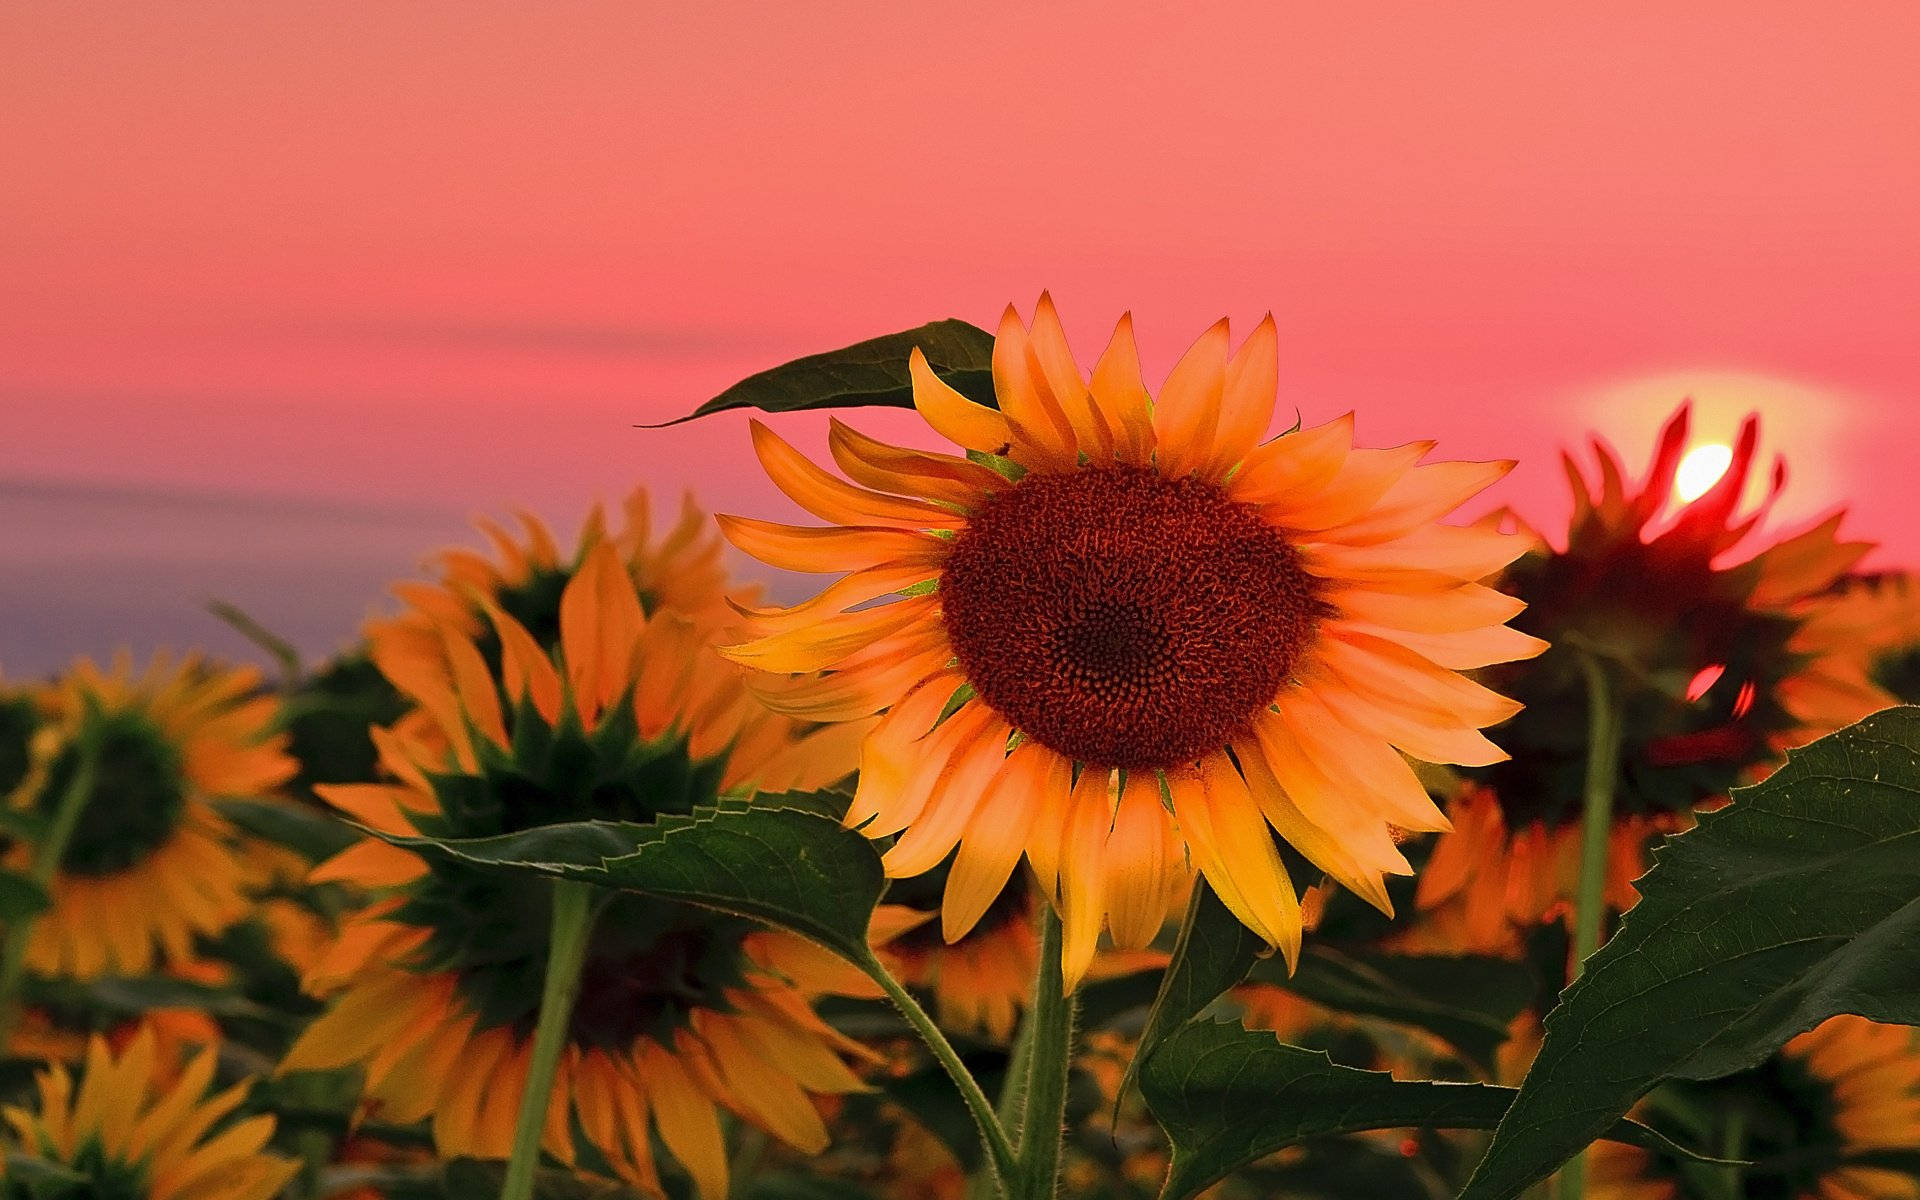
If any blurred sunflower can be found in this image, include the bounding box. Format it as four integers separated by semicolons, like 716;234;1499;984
1598;1016;1920;1200
4;654;296;979
722;295;1541;985
0;1024;299;1200
1793;571;1920;712
283;538;873;1200
1416;404;1889;950
875;868;1038;1042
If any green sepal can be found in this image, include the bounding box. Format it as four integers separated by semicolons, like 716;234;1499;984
652;319;996;426
1460;706;1920;1200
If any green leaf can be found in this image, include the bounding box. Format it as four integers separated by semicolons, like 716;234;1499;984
1246;946;1534;1073
22;972;281;1023
651;319;996;426
216;798;361;862
355;792;888;968
1118;881;1264;1111
0;869;50;920
206;598;302;682
1459;706;1920;1200
1141;1020;1714;1200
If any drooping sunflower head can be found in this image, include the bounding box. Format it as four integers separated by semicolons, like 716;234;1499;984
286;540;873;1199
1478;403;1882;830
722;295;1544;986
5;653;296;979
1603;1016;1920;1200
1;1025;299;1200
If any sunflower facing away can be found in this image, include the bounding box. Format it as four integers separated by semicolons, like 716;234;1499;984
721;295;1543;986
1592;1016;1920;1200
4;653;296;979
0;1024;299;1200
283;521;874;1200
1415;404;1890;952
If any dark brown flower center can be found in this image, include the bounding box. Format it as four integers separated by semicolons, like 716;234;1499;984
940;465;1325;770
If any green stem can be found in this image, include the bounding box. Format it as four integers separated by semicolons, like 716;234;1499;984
1717;1108;1746;1200
1570;651;1625;972
499;879;597;1200
867;953;1017;1192
1011;904;1074;1200
0;731;100;1044
1558;652;1627;1200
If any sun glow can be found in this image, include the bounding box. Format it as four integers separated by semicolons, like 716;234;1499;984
1675;443;1734;503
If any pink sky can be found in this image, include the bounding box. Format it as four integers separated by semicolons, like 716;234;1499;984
3;3;1917;670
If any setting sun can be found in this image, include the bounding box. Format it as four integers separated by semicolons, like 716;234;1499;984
1675;442;1734;502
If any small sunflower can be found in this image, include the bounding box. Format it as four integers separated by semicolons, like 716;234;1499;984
5;654;296;979
284;537;872;1200
722;296;1541;985
1417;404;1889;948
0;1024;299;1200
1599;1016;1920;1200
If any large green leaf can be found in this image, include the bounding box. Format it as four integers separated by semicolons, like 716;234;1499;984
1141;1020;1711;1200
1459;706;1920;1200
217;798;361;862
1117;882;1263;1110
354;793;887;968
1246;946;1534;1074
652;319;996;425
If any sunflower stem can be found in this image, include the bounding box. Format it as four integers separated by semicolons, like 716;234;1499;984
1011;903;1074;1200
1558;651;1627;1200
0;726;100;1045
867;951;1018;1193
500;878;596;1200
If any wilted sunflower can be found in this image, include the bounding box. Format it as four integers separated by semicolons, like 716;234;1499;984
4;654;296;979
1596;1016;1920;1200
1416;404;1889;951
0;1024;299;1200
283;539;873;1200
722;296;1541;985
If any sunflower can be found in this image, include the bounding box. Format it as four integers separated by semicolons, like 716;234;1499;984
1415;404;1889;951
874;869;1039;1042
4;654;296;979
720;296;1541;985
283;537;874;1200
1597;1016;1920;1200
0;1024;299;1200
1793;571;1920;712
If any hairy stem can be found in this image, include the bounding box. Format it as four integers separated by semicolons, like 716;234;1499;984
867;951;1017;1193
1012;904;1074;1200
